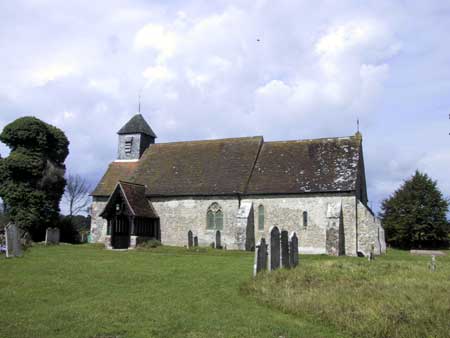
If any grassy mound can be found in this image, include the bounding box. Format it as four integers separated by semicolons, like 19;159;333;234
242;250;450;338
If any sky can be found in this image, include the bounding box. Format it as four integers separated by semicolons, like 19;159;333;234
0;0;449;214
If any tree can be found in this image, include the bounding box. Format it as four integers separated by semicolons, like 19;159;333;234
63;174;91;216
0;117;69;240
380;170;449;249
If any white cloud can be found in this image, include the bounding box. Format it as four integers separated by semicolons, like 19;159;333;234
31;64;75;87
134;24;177;61
143;65;175;84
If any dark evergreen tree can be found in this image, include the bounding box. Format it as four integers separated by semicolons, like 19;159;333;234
0;117;69;240
380;170;449;249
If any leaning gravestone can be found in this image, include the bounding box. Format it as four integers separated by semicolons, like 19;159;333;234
5;223;23;258
290;232;299;267
269;226;280;271
188;230;193;248
281;230;290;269
216;230;222;249
194;236;198;247
45;228;60;245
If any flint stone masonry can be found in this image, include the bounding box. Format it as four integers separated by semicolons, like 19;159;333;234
151;196;243;250
118;133;154;160
246;194;358;256
5;223;22;258
357;201;386;256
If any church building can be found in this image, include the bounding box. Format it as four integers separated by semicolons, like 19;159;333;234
90;114;386;256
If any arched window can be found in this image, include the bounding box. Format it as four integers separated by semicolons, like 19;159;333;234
206;203;224;230
207;210;215;229
258;205;265;230
303;211;308;227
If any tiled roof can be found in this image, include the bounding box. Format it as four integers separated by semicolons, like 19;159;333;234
246;136;361;194
117;114;157;137
133;136;263;196
92;134;363;197
100;181;158;218
91;161;139;196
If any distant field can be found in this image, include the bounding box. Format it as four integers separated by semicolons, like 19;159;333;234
243;249;450;338
1;246;448;338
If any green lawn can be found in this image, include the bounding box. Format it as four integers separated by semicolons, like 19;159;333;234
0;245;343;338
1;246;449;338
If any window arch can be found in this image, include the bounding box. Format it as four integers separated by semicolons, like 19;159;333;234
303;211;308;227
258;205;265;230
207;203;224;230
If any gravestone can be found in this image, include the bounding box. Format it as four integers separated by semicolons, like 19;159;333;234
45;228;60;245
290;232;299;267
5;223;22;258
429;255;436;272
281;230;290;268
188;230;193;248
269;226;280;271
215;230;222;249
256;238;268;274
194;236;198;247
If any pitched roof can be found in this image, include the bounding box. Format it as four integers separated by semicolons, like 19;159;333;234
132;136;263;196
117;114;157;137
92;134;363;197
245;136;361;194
91;161;139;196
100;181;158;218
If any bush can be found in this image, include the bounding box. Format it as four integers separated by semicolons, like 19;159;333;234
136;239;162;249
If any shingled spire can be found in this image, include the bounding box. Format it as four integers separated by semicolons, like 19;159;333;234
117;114;156;160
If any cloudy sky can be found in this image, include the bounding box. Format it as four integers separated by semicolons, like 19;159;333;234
0;0;449;214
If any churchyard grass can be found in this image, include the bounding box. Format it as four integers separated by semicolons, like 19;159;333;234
242;249;450;338
0;244;343;338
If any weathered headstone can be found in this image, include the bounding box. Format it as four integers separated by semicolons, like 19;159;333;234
257;238;267;273
5;223;22;258
290;232;299;267
188;230;193;248
429;255;436;272
216;230;222;249
269;226;280;271
45;228;60;245
194;236;198;247
281;230;290;269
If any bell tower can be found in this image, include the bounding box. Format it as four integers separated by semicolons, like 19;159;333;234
117;114;156;160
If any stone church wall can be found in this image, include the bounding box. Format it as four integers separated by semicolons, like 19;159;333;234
150;196;242;249
90;197;108;244
244;194;358;256
357;201;386;255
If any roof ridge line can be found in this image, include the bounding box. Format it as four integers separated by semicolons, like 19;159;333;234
152;136;264;145
265;135;356;144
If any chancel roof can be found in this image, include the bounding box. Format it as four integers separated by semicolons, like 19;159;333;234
246;136;361;194
91;134;363;197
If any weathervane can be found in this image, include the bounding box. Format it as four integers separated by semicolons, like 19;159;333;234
357;117;360;133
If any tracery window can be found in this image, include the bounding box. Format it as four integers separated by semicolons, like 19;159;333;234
207;202;224;230
258;205;265;230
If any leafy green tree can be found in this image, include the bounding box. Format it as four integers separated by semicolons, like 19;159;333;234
380;170;449;249
0;117;69;240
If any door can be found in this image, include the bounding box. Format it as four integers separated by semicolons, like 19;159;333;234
111;216;130;249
